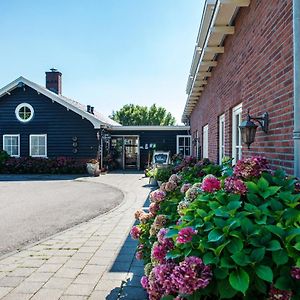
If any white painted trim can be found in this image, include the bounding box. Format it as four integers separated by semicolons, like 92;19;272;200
203;125;209;158
29;134;47;158
219;114;225;164
176;135;192;157
0;77;119;128
232;103;243;165
3;134;20;157
111;126;190;131
15;103;34;123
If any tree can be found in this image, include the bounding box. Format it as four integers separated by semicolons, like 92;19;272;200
110;104;176;126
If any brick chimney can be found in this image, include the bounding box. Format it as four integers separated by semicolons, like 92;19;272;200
46;68;62;94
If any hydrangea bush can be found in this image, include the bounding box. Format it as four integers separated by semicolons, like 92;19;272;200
131;157;300;299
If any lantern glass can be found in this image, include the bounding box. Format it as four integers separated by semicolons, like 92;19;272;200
239;120;257;149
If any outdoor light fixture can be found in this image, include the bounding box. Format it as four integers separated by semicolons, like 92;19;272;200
239;110;269;149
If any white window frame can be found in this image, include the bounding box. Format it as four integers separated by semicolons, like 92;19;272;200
29;134;47;158
176;135;192;157
3;134;20;157
196;130;199;160
15;103;34;123
219;114;225;164
232;104;243;165
203;125;209;158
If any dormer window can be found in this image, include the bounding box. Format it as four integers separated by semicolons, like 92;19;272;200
15;103;34;123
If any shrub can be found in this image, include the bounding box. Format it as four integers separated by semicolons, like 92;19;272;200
131;157;300;300
0;150;10;171
0;156;87;174
154;167;172;182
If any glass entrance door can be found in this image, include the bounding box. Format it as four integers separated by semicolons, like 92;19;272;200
124;136;139;169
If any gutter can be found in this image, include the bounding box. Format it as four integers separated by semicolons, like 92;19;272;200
293;0;300;177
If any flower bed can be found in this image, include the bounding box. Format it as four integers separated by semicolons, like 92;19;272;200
0;156;87;174
131;157;300;299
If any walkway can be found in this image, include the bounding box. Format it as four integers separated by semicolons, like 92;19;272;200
0;172;150;300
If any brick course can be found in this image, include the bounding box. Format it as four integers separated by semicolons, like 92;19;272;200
190;0;294;174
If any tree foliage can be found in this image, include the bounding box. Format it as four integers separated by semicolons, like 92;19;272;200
110;104;176;126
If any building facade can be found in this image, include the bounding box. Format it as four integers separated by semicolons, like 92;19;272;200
182;0;299;176
0;70;190;170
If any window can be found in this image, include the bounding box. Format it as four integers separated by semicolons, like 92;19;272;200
177;135;191;157
195;130;200;160
30;134;47;157
232;104;242;165
15;103;34;123
3;135;20;157
219;114;225;163
203;125;209;158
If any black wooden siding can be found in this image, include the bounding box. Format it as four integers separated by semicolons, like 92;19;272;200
0;86;98;158
110;129;190;168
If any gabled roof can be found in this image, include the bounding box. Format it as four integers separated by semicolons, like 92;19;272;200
0;76;120;128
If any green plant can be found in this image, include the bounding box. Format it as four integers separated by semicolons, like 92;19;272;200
154;167;172;182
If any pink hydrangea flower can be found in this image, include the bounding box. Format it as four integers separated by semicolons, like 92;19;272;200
171;256;212;295
201;175;221;193
176;227;197;244
157;228;174;250
165;180;177;192
160;182;167;192
138;212;153;224
134;209;144;220
291;266;300;280
136;251;143;260
224;176;247;195
150;189;166;203
149;202;160;215
269;285;292;300
130;226;141;240
234;156;268;179
140;275;149;289
151;242;167;264
185;184;202;201
152;262;177;295
169;174;181;183
180;183;192;194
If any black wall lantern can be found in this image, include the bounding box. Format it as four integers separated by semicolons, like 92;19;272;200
239;110;269;149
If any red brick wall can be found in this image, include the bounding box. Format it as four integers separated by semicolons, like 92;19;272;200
190;0;294;173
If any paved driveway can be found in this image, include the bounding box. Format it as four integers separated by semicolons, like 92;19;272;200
0;175;124;256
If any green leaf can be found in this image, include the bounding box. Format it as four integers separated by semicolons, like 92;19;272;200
272;249;289;265
164;229;178;238
265;225;285;239
208;229;224;243
214;267;228;279
229;268;250;294
246;182;259;193
166;249;182;260
259;186;281;199
286;228;300;242
220;257;235;269
227;201;241;211
255;265;273;282
184;247;192;257
266;240;282;251
218;279;238;299
215;241;230;256
240;217;254;235
250;247;265;262
161;296;174;300
257;177;269;191
274;276;293;291
231;252;250;266
227;238;243;254
203;252;218;265
294;242;300;251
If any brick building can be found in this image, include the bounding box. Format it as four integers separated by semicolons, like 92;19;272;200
182;0;300;176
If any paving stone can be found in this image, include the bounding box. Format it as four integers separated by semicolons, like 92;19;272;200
21;259;46;268
26;272;54;282
88;290;119;300
64;284;94;296
44;277;73;289
73;273;101;285
0;276;26;287
80;265;106;275
37;263;63;273
13;281;44;294
0;287;13;298
55;268;81;279
122;286;148;300
2;292;32;300
59;296;88;300
8;267;37;277
31;288;64;300
63;260;87;269
46;257;70;265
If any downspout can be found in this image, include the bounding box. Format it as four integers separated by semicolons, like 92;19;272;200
293;0;300;177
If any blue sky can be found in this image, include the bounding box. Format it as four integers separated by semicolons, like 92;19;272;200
0;0;204;124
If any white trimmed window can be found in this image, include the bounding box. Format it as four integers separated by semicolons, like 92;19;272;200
219;114;225;164
196;130;199;160
232;104;242;165
30;134;47;157
15;103;34;123
3;135;20;157
203;124;209;158
177;135;191;157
